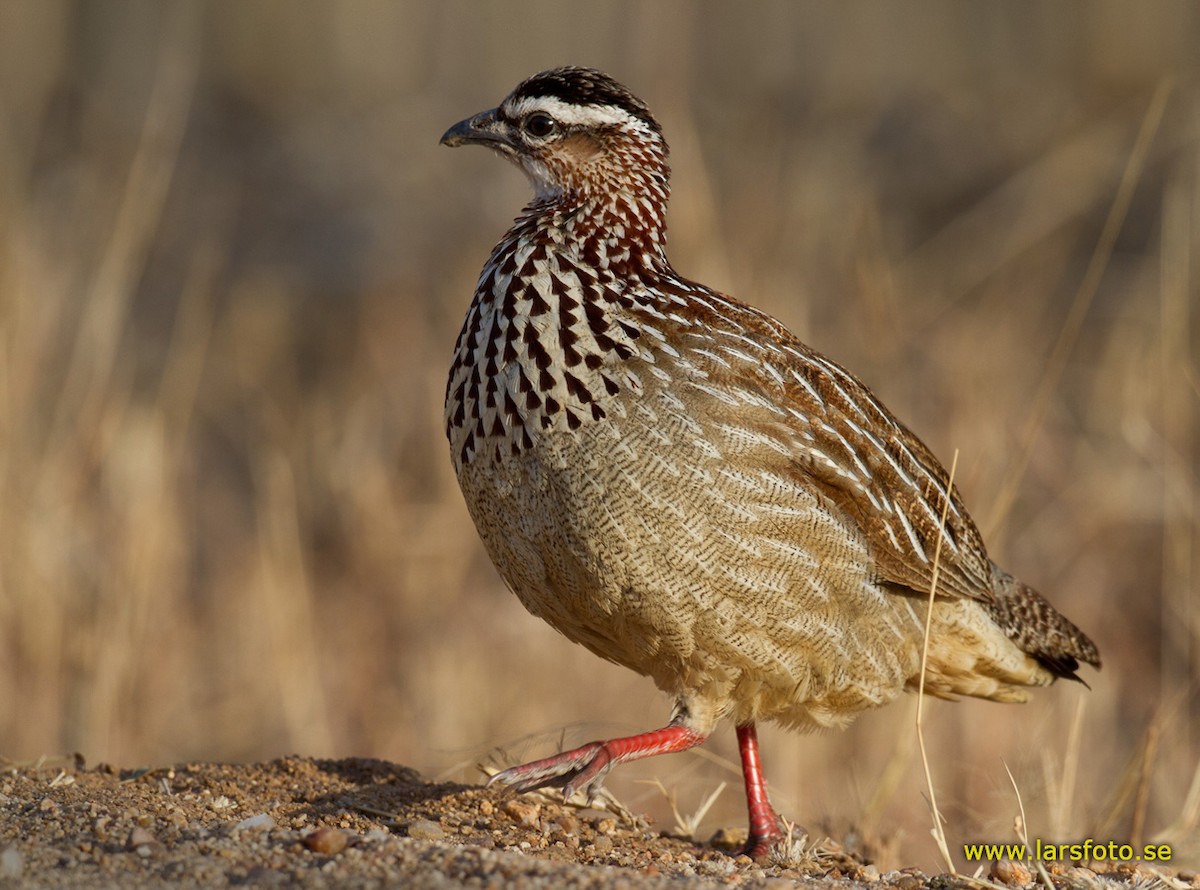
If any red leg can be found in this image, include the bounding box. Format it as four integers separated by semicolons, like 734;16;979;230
490;723;706;801
736;722;787;858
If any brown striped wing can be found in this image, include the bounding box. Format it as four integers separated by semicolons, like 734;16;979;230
672;284;997;604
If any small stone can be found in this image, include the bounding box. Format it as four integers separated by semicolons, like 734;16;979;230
129;826;153;843
860;864;881;882
303;827;350;856
590;835;613;855
991;858;1032;886
234;813;276;832
407;819;445;841
894;875;924;890
479;799;494;817
127;826;161;857
502;799;541;828
165;808;188;831
551;813;579;835
38;797;58;814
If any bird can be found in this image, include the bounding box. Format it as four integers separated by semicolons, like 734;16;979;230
439;67;1100;858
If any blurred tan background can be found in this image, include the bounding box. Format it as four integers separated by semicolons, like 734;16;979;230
0;0;1197;870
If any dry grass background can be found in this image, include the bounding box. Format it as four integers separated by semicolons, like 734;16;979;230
0;0;1197;872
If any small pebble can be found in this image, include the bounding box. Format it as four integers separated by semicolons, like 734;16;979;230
502;799;541;828
590;835;613;855
407;819;445;841
127;826;161;857
303;827;349;856
165;808;188;831
991;858;1032;886
234;813;276;832
551;813;579;835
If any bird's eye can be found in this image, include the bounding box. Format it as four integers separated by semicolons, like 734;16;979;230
524;113;557;138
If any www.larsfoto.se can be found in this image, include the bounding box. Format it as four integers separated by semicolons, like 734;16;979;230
963;840;1172;863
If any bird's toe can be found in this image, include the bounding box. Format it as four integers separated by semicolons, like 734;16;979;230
489;741;610;796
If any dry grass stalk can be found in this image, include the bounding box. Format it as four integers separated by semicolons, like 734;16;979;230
766;817;821;871
638;777;726;840
1130;713;1164;850
916;449;959;874
1043;696;1087;841
1003;761;1056;890
1157;757;1200;846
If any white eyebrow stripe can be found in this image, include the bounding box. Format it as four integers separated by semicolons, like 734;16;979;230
504;96;632;129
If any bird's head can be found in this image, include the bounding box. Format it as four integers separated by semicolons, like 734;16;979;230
441;67;670;208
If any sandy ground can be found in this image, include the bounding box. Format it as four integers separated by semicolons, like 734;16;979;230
0;755;1193;889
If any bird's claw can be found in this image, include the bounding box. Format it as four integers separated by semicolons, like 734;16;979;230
489;741;616;801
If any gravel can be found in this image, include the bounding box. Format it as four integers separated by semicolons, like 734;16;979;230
0;755;1190;889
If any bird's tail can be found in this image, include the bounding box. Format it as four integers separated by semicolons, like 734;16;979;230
986;564;1101;683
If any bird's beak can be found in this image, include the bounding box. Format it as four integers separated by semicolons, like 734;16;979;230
440;108;515;151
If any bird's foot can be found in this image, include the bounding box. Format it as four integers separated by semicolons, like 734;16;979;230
743;817;810;864
489;724;707;803
490;741;615;801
